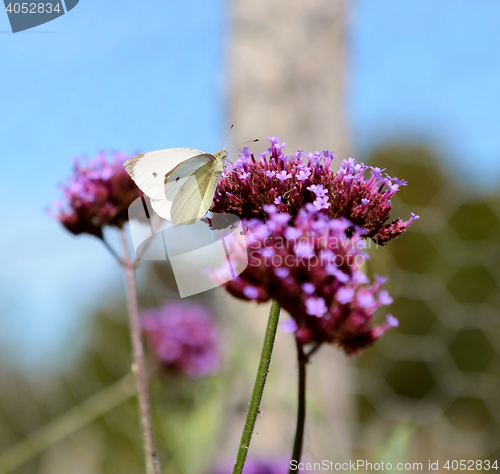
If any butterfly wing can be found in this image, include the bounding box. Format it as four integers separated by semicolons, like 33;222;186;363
124;147;205;201
163;154;215;201
167;155;224;225
169;159;222;225
150;153;221;224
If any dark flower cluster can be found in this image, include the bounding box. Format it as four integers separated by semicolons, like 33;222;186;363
49;152;142;238
211;137;418;244
142;302;220;378
210;205;397;355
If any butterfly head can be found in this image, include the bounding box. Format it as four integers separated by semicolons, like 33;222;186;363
213;150;231;169
213;149;228;162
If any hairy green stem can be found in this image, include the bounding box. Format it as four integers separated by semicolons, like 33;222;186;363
120;229;161;474
288;340;307;473
232;300;281;474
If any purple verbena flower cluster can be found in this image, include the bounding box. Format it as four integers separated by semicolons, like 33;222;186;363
142;302;220;378
49;152;142;238
211;205;397;355
211;138;419;244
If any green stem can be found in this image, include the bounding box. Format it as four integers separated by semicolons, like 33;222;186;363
288;340;307;473
120;229;161;474
0;375;136;474
232;300;281;474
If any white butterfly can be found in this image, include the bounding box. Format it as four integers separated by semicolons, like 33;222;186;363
124;148;227;226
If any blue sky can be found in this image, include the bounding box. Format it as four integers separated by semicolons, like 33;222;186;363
351;0;500;183
1;0;499;372
0;0;227;371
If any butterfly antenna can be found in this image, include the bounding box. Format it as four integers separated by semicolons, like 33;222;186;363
227;138;259;151
223;124;235;150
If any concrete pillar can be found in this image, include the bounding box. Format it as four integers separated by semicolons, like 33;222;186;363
217;0;354;464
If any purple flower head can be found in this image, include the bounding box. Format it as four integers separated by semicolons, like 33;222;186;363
301;282;316;294
142;302;220;378
49;152;142;238
297;168;311;181
386;313;399;327
377;289;393;306
307;184;328;197
266;136;280;145
313;196;331;211
371;314;400;338
276;170;292;182
282;319;298;333
240;146;251;158
243;285;260;299
211;138;418;245
336;287;355;305
210;206;396;355
275;267;290;278
305;297;328;318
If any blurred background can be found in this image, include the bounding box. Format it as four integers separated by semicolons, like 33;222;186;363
1;0;500;472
